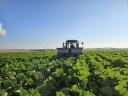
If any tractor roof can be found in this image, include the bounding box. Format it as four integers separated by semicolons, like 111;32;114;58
66;40;78;43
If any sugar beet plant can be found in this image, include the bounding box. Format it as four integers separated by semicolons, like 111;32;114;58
0;50;128;96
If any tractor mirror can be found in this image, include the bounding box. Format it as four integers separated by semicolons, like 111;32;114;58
82;42;84;45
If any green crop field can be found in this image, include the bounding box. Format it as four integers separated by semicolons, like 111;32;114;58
0;50;128;96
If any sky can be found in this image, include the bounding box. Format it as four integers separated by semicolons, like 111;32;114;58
0;0;128;49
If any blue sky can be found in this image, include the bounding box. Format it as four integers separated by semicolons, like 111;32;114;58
0;0;128;49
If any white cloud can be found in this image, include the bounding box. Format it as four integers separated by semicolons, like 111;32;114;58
0;23;6;37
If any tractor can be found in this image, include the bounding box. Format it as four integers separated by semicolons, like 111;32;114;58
57;40;84;57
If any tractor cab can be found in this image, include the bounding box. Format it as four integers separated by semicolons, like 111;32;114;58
63;40;79;48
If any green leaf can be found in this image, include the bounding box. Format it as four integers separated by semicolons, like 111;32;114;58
80;91;95;96
56;92;65;96
0;89;8;96
100;86;113;96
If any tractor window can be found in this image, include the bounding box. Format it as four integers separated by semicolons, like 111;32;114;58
70;44;75;48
